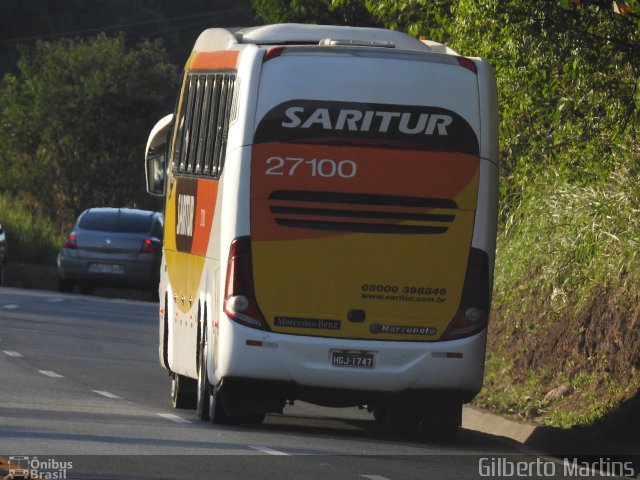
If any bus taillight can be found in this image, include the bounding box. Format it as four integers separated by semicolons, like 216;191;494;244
224;236;270;331
441;248;490;341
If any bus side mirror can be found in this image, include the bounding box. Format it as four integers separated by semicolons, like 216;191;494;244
146;152;166;196
145;114;174;196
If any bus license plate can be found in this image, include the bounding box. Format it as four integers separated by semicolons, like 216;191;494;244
331;350;375;368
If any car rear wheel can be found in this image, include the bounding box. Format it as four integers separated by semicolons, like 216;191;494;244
79;282;94;295
58;278;74;293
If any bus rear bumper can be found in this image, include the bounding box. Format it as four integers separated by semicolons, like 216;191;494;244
215;322;487;402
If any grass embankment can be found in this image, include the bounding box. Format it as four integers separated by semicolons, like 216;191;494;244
0;194;64;289
476;165;640;442
0;194;63;268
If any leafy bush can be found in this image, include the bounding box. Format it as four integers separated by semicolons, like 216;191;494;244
0;34;178;228
0;194;64;264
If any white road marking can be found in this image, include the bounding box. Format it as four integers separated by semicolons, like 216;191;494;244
3;351;22;357
39;370;64;378
360;476;392;480
46;298;64;303
248;445;290;456
156;413;192;424
92;390;121;399
2;304;18;309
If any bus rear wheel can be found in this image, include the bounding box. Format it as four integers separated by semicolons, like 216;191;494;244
373;405;419;434
196;343;210;421
420;401;462;441
171;373;196;409
196;331;236;425
239;413;266;425
207;384;236;425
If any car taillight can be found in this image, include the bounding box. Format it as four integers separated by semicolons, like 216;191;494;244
224;236;269;331
62;233;77;249
140;238;157;254
441;248;490;341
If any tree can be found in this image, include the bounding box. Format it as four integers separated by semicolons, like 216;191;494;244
446;0;639;188
0;0;256;74
251;0;377;26
0;34;179;227
363;0;452;41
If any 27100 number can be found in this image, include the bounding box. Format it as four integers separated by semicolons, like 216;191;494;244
265;157;357;178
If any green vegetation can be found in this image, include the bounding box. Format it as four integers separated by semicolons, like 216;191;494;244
0;34;178;229
477;163;640;433
0;193;61;291
495;167;640;319
0;194;63;264
0;0;638;439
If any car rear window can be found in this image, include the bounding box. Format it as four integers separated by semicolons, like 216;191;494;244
78;210;154;233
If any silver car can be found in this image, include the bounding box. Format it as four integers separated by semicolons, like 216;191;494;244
57;208;163;295
0;223;6;286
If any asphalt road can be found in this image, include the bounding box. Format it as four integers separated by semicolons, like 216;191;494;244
0;287;572;480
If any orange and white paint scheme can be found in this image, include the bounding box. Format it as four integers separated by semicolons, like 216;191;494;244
145;24;499;434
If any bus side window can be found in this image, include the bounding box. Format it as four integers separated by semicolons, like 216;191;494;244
171;79;189;172
179;76;197;172
173;71;236;179
185;76;205;173
194;76;213;174
205;75;222;176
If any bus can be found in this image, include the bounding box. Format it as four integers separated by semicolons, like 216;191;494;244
145;23;498;437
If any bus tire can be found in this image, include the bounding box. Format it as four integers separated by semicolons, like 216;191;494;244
421;419;459;441
171;373;196;409
208;384;235;425
373;404;419;434
239;413;266;425
196;341;210;421
421;401;461;441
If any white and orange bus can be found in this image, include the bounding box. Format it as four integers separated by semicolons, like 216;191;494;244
145;23;498;437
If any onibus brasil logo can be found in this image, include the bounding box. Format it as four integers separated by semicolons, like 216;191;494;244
6;456;73;479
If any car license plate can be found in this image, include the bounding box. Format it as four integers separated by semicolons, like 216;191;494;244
330;350;375;368
89;263;123;274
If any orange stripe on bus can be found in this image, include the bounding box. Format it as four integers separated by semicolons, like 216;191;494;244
191;179;218;256
192;51;239;70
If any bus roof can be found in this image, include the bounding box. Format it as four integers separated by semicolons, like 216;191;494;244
192;24;458;56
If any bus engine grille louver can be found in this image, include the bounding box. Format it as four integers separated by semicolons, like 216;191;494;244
267;190;457;235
